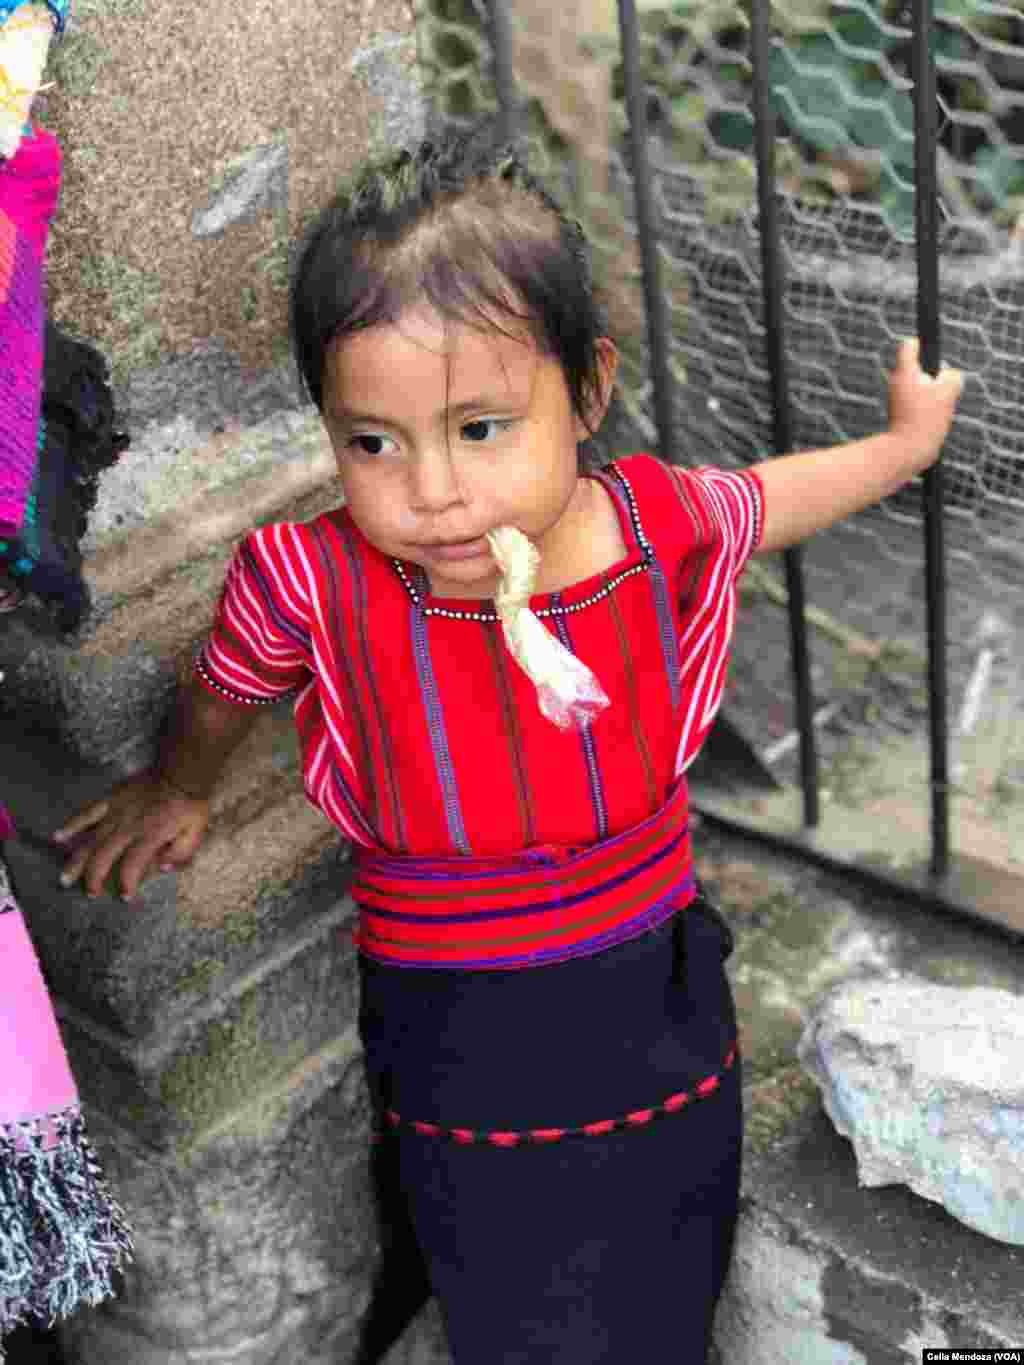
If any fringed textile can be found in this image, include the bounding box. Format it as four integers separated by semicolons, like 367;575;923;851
0;858;133;1352
0;1109;135;1344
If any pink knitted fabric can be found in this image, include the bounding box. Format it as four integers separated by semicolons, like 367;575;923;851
0;126;61;538
0;802;13;839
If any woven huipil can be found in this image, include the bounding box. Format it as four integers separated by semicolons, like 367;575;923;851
196;453;763;967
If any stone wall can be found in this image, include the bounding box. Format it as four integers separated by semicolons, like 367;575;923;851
1;0;427;767
41;0;423;562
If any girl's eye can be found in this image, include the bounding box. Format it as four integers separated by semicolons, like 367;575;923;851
461;418;512;443
349;433;396;457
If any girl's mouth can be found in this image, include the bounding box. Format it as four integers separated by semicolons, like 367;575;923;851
428;538;490;562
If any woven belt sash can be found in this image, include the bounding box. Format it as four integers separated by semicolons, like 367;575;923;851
351;778;695;969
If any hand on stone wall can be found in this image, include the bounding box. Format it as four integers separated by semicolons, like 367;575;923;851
53;772;212;901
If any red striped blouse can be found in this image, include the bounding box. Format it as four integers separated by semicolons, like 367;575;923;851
195;454;763;865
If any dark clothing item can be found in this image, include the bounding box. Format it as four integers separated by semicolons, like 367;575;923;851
359;897;742;1363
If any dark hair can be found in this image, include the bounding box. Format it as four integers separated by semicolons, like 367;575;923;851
289;122;608;434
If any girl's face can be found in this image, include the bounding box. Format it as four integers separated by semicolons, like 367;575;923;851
322;309;616;599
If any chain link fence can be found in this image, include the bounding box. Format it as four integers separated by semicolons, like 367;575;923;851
413;0;1024;877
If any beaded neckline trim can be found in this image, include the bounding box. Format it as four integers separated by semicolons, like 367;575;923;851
390;464;653;623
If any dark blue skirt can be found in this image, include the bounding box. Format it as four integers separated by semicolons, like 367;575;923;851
358;896;742;1363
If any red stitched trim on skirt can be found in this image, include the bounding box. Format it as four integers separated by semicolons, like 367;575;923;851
370;1043;736;1147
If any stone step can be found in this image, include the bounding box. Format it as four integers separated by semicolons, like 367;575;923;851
54;891;359;1148
2;716;351;1041
4;721;366;1148
59;1026;380;1365
715;1068;1024;1363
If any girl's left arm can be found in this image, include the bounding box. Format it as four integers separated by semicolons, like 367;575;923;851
754;338;963;555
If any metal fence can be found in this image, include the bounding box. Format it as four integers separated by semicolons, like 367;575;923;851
413;0;1024;936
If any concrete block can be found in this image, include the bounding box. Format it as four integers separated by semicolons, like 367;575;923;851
799;978;1024;1245
58;1030;381;1365
1;722;349;1037
41;0;421;386
3;733;365;1150
55;896;359;1147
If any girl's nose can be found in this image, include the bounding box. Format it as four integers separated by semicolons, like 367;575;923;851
407;447;466;514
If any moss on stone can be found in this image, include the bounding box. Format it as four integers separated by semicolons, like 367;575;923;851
912;952;1022;993
829;650;873;694
821;737;878;806
740;1034;803;1087
877;639;926;676
51;251;163;384
744;1065;820;1154
47;29;108;99
157;988;306;1135
174;956;226;998
258;230;291;292
240;285;259;323
221;907;260;948
71;0;146;15
119;1099;152;1128
736;888;792;922
858;849;902;875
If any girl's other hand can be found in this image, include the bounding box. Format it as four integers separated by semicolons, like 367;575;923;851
887;337;963;474
51;773;210;901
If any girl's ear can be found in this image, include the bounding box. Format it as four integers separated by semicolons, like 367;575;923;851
576;337;619;440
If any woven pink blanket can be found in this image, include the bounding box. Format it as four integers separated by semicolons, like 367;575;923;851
0;126;60;538
0;887;77;1121
0;857;133;1340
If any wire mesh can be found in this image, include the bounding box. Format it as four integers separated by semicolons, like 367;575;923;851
413;0;1024;877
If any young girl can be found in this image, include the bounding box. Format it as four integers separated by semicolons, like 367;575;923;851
53;126;961;1361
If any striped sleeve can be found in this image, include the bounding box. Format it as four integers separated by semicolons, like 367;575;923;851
195;524;313;705
669;465;764;774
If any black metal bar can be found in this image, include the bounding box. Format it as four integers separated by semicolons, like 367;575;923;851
911;0;951;880
487;0;519;142
691;799;1024;944
616;0;678;463
748;0;820;828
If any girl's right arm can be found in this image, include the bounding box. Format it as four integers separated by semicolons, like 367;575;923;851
52;677;263;901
